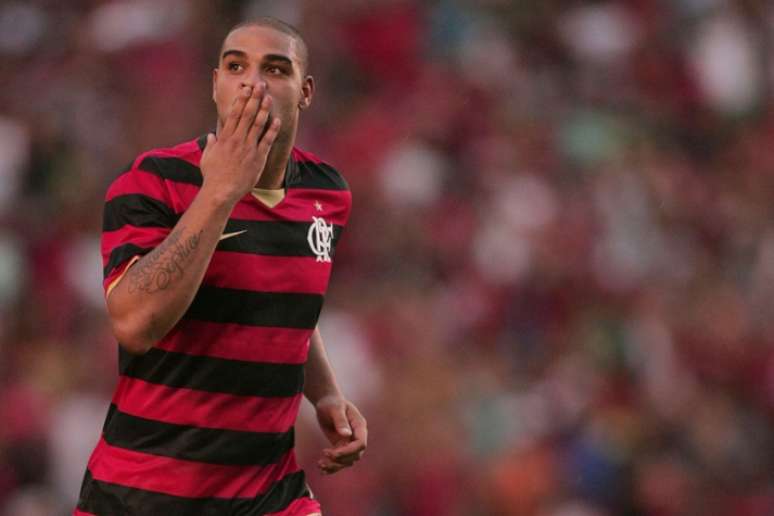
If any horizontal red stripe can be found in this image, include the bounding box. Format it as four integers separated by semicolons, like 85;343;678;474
105;169;170;203
101;225;169;262
138;140;201;163
73;510;97;516
161;320;312;364
231;189;351;225
102;234;337;294
89;438;299;498
283;188;351;225
181;190;347;226
149;181;349;224
113;376;301;433
107;174;349;226
204;252;331;294
265;496;321;515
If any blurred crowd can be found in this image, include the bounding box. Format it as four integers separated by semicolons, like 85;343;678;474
1;0;774;515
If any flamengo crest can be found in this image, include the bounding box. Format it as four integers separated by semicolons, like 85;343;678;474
308;216;334;262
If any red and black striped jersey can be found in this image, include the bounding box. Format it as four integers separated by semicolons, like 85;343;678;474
75;135;350;516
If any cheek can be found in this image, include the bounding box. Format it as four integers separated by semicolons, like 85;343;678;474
215;74;237;100
273;101;297;125
214;87;234;116
215;91;227;108
273;88;302;115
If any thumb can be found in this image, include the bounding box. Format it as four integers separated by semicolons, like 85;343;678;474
205;132;216;149
331;405;352;438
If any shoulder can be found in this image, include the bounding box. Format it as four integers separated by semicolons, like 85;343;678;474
106;136;204;201
136;137;203;165
288;147;349;192
117;137;204;186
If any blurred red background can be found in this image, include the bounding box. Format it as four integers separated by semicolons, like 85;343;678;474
0;1;773;515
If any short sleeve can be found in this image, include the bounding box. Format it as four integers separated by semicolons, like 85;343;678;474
100;157;177;294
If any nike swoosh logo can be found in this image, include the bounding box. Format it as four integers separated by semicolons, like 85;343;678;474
219;230;247;241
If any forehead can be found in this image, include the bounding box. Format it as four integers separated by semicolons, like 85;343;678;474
220;25;301;62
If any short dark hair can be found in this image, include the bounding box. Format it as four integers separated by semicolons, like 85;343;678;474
222;17;309;74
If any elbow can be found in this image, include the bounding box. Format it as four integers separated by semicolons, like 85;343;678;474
109;315;157;355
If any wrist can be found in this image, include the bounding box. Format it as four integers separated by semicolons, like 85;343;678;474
199;182;242;210
309;391;345;408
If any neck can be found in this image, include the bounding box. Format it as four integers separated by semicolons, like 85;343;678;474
256;141;292;189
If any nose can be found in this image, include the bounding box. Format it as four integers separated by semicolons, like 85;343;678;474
241;71;267;91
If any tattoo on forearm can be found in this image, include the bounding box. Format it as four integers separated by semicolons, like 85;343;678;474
126;227;203;294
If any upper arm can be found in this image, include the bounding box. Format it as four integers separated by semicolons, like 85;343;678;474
101;157;177;297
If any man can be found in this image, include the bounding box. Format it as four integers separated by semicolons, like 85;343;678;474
75;18;367;516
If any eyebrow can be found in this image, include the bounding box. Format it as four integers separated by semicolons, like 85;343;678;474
221;49;247;61
221;49;294;68
264;54;294;67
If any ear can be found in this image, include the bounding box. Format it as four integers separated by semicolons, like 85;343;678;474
212;68;219;103
298;75;315;110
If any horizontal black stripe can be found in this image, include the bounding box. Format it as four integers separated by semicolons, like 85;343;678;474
194;135;347;191
187;285;324;330
103;218;341;278
217;219;343;257
239;470;310;515
103;243;152;279
103;193;179;232
136;155;204;186
125;144;346;192
121;347;304;397
287;161;349;191
78;469;310;516
103;405;294;466
118;346;135;376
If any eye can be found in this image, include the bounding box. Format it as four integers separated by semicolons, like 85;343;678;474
227;62;244;72
266;65;286;75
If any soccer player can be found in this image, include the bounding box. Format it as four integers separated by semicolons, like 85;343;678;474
74;18;367;516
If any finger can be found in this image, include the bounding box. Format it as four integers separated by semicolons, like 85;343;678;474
222;86;252;137
333;403;353;439
348;409;368;447
320;449;364;471
256;117;281;154
325;449;363;466
204;132;216;152
317;458;347;475
200;132;216;162
235;83;265;138
323;438;365;460
317;457;337;473
247;94;273;144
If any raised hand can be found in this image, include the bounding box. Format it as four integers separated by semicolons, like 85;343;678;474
199;83;282;205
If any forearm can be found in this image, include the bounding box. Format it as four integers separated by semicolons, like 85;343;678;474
304;327;344;405
107;187;235;353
